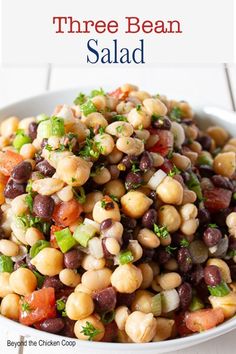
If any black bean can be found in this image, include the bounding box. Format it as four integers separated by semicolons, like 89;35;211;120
197;135;212;151
191;265;204;285
64;249;83;269
28;121;38;141
181;171;191;184
0;227;6;240
203;227;222;247
14;259;26;271
142;209;157;229
117;292;135;307
212;208;232;228
198;208;211;226
35;152;44;164
102;321;118;342
60;318;76;338
12;161;32;184
4;179;26;199
35;160;56;177
177;248;192;273
177;282;192;310
33;194;55;220
198;165;214;178
155;248;171;264
204;265;222;286
139;151;153;171
139;248;155;263
43;276;64;290
25;254;36;271
100;218;113;231
121;230;135;249
211;175;234;191
229;236;236;250
121;215;137;229
93;287;117;313
108;165;120;179
125;172;142;190
37;318;65;333
152;117;171;130
121;155;138;170
209;235;229;258
230;265;236;281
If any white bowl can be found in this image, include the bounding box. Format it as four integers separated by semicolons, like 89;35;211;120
0;89;236;354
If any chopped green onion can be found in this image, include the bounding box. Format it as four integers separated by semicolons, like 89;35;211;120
101;310;115;324
180;238;190;248
51;116;65;137
153;224;169;239
151;293;162;316
118;250;134;265
73;224;97;247
186;172;203;201
33;270;45;288
208;281;230;297
80;321;102;341
189;296;204;312
13;130;31;151
0;255;13;273
30;240;50;258
55;227;77;253
80;100;97;116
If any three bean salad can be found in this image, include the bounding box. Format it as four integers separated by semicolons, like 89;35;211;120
0;84;236;343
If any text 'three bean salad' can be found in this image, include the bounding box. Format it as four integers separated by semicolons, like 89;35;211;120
0;84;236;343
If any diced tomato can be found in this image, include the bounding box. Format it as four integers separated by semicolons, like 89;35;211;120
203;187;232;211
185;308;224;333
175;312;193;337
50;225;63;248
0;172;9;185
109;87;128;101
52;199;83;227
101;321;118;342
160;159;174;174
19;287;56;326
0;150;23;176
147;129;174;157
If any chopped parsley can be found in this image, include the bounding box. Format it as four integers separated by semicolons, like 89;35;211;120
169;107;182;122
90;88;105;98
101;200;107;209
73;92;86;105
79;137;100;159
168;165;181;177
208;223;218;229
136;104;142;111
185;172;203;201
153;224;169;239
25;193;34;213
56;298;66;311
180;238;190;248
21;301;32;313
80;321;102;341
167;150;174;159
112;115;128;122
72;187;86;204
131;162;140;173
116;125;124;134
165;245;177;255
98;126;106;134
16;215;50;235
101;310;115;324
45;144;53;151
151;114;162;123
109;194;119;203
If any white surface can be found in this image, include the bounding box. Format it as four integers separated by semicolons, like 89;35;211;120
0;64;236;354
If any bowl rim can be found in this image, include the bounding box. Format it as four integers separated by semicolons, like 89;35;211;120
0;88;236;351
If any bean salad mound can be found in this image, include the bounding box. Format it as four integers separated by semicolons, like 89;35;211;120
0;84;236;343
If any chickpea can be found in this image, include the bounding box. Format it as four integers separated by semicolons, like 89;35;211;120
104;238;120;255
83;191;103;213
222;144;236;153
92;197;121;223
82;112;108;128
183;150;198;165
9;268;37;295
93;167;111;185
157;272;182;290
11;194;28;216
91;96;107;111
25;227;44;246
107;146;123;164
158;205;181;232
213;152;236;177
152;317;175;341
138;263;154;289
115;306;130;330
116;137;144;156
59;269;80;288
164;258;178;271
30;247;64;276
104;179;126;199
127;240;143;262
106;121;134;137
0;116;19;137
66;292;94;320
150;153;164;167
145;134;159;149
0;273;13;298
129;90;151;101
20;143;36;159
181;189;197;204
226;212;236;229
171;153;191;171
81;268;112;291
94;133;115;155
57;185;73;202
207;258;231;283
121;191;153;218
125;311;157;343
143;98;167;117
156;176;183;205
137;228;160;249
116;101;135;114
180;218;199;236
207;126;229;147
131;290;154;313
134;129;150;142
111;264;142;293
56;155;91;186
0;294;20;320
0;239;19;257
74;315;105;341
42;149;73;168
209;292;236;319
32;178;64;195
101;221;124;243
81;254;106;270
122;83;138;93
127;108;151;129
179;203;198;221
75;284;92;294
149;262;160;277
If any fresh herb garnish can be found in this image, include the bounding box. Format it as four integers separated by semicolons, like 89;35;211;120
90;88;105;98
109;194;119;203
79;137;100;159
168;165;181;177
101;310;115;324
98;126;106;134
153;224;169;239
101;200;107;209
180;238;190;247
169;107;182;122
80;321;102;341
208;223;218;229
185;172;203;201
74;92;86;105
165;245;177;255
112;115;128;122
131;162;140;173
72;187;86;204
116;125;124;134
25;193;34;213
56;298;66;311
136;104;142;111
21;301;32;313
45;144;53;151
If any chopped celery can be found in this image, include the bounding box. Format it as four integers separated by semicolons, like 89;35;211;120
13;130;31;150
161;289;180;313
151;293;162;316
189;296;204;311
0;255;13;273
36;113;50;122
80;100;97;116
37;119;53;139
73;224;97;247
55;227;77;253
51;116;65;137
208;281;230;297
30;240;50;258
118;250;134;265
